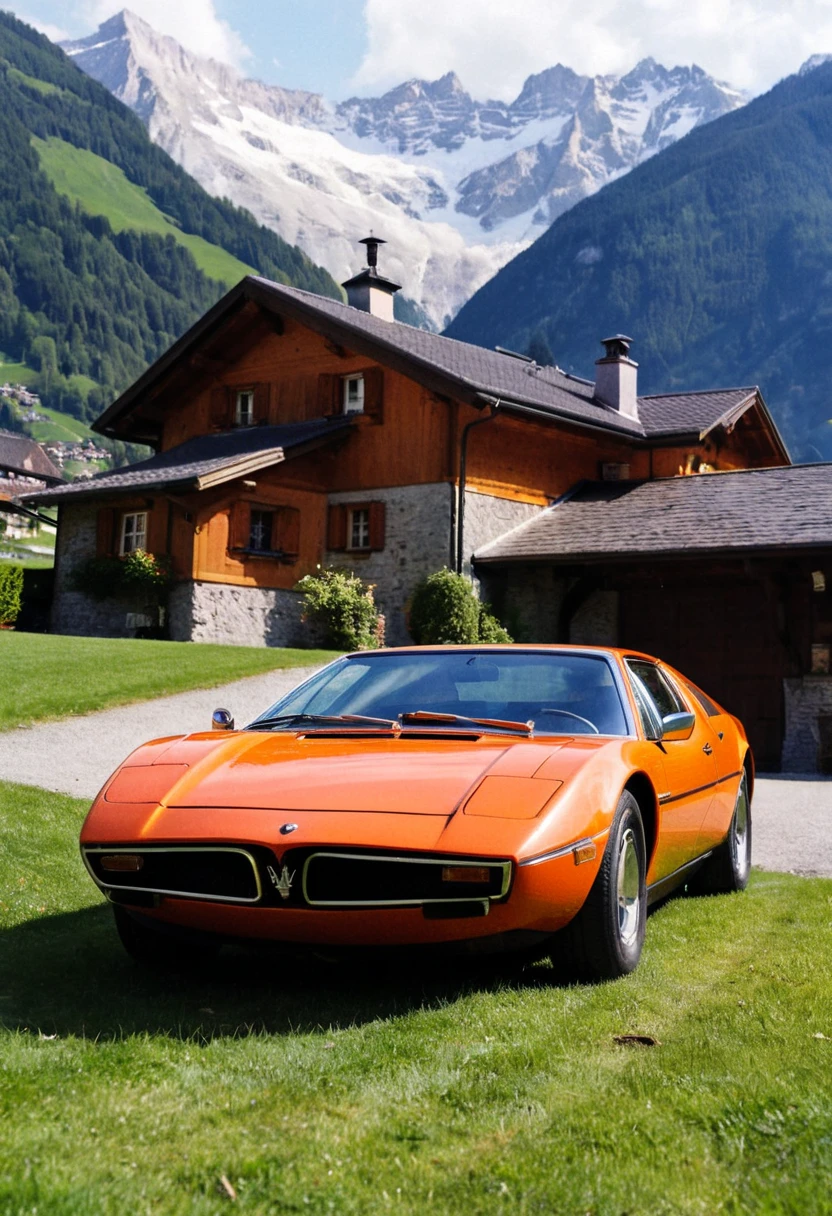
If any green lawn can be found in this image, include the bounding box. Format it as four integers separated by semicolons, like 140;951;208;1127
0;356;38;386
0;634;340;730
0;780;830;1215
27;402;98;444
33;136;257;287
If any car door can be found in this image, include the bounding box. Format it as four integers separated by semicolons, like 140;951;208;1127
626;659;719;879
677;674;746;853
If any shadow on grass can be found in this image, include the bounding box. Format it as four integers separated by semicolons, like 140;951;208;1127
0;901;578;1041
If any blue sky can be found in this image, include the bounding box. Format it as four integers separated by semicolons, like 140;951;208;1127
12;0;832;101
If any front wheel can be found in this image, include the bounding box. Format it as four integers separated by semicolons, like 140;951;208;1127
551;791;647;981
688;771;751;895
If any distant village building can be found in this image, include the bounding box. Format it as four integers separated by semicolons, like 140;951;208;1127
26;240;832;771
0;428;62;538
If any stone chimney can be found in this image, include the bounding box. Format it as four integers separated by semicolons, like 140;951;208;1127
342;236;401;321
594;335;638;420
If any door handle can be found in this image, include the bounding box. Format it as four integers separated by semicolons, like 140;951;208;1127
702;743;713;755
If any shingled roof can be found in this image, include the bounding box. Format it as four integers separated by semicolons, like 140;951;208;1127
475;464;832;564
24;417;352;505
0;430;62;483
93;276;784;452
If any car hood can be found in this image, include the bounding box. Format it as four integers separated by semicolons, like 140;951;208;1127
106;730;595;815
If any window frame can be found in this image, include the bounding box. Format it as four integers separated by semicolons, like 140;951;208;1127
235;388;255;427
342;374;365;415
119;510;148;556
248;507;275;553
347;506;371;552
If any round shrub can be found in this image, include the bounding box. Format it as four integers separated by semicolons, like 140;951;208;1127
409;568;512;644
296;567;382;651
0;564;23;626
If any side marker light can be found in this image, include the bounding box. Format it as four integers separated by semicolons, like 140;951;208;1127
442;866;490;884
100;854;144;872
573;843;597;866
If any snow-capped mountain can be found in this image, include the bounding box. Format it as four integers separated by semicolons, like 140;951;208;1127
61;11;745;327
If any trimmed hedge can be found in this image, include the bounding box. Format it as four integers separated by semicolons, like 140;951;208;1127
0;564;23;625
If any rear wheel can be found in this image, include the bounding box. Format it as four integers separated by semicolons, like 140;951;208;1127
551;791;647;981
113;905;220;971
688;771;751;895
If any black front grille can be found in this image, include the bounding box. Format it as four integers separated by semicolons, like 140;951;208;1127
301;852;510;907
84;847;261;903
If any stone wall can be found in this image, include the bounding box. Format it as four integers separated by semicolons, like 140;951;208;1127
781;676;832;772
168;581;312;648
51;503;158;638
325;483;455;646
462;490;543;581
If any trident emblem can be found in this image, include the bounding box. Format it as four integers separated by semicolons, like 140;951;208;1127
267;864;295;900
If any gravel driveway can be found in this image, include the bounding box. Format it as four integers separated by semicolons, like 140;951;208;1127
0;665;322;799
1;671;830;878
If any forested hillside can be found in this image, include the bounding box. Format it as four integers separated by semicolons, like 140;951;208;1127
446;62;832;460
0;11;338;441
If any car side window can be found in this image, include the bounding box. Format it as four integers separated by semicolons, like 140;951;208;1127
626;660;683;719
628;673;663;739
683;679;722;717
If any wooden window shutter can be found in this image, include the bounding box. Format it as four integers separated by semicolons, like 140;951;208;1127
318;373;341;417
210;386;232;429
96;507;119;557
368;501;386;550
363;366;384;423
253;382;271;425
327;504;347;550
228;501;251;551
278;507;301;557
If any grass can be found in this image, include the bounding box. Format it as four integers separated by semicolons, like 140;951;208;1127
0;634;340;730
0;780;831;1215
0;356;38;386
0;524;55;568
33;136;257;288
7;65;62;96
27;401;99;444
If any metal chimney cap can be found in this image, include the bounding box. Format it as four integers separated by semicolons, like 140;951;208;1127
600;334;633;360
359;235;386;268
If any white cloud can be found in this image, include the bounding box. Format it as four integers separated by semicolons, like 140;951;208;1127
81;0;251;67
353;0;832;99
17;12;72;41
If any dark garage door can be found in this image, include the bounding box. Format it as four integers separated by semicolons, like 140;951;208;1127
619;577;786;770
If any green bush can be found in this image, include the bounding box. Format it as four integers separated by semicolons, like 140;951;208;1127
0;564;23;625
409;569;512;644
296;567;382;652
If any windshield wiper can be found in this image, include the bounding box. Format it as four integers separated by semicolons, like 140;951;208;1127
400;710;533;736
247;713;399;731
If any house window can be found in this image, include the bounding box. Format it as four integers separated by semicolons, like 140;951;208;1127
120;511;147;555
249;509;274;552
348;507;371;551
343;375;365;414
236;389;255;427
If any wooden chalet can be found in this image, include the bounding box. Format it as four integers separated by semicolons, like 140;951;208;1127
29;239;832;768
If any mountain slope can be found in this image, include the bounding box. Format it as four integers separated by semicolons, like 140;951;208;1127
0;10;338;437
62;10;743;327
446;62;832;460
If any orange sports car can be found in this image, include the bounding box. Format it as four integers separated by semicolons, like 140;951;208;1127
80;646;752;980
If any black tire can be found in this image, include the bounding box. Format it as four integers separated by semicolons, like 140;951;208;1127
551;791;647;981
688;770;751;895
113;905;220;971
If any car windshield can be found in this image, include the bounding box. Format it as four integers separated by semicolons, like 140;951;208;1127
252;650;630;737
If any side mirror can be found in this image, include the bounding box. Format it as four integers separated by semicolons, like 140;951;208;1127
212;708;234;731
661;711;695;742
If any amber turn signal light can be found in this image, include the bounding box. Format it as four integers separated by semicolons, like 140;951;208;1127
100;854;144;872
442;866;490;884
573;843;597;866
